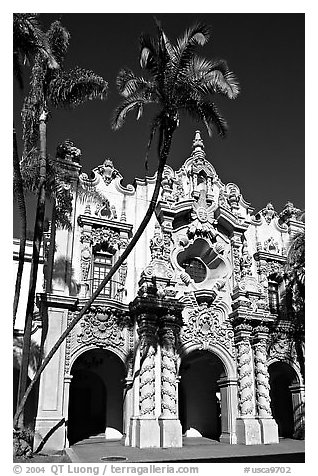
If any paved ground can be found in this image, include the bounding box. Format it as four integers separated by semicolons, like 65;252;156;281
66;437;305;463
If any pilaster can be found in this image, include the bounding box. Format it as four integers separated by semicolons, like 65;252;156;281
217;377;238;444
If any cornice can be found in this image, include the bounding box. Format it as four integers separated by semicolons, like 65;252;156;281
253;251;286;263
77;214;133;233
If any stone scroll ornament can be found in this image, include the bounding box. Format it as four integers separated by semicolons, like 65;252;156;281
160;324;178;417
235;332;255;416
77;307;125;348
138;318;157;417
253;337;272;417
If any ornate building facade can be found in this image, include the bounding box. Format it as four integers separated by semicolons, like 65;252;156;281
27;131;304;451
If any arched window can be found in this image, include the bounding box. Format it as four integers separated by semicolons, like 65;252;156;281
181;257;207;283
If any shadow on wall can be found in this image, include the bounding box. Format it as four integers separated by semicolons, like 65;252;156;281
52;256;80;296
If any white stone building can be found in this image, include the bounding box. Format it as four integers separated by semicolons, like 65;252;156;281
15;131;305;451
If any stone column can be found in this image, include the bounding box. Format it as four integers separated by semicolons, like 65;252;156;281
158;314;182;448
135;314;160;448
289;384;305;438
63;374;73;448
252;327;279;443
234;324;261;444
217;377;238;444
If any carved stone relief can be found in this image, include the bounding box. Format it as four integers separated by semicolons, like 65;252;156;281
77;307;128;349
181;303;234;354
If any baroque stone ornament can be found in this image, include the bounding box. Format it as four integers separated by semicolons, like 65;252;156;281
138;315;158;417
231;234;242;284
80;247;91;281
181;304;234;354
56;139;82;163
268;322;298;363
263;237;279;254
252;330;272;417
240;240;253;277
150;222;172;263
188;189;217;238
80;226;127;251
279;201;302;224
235;331;255;416
94;158;118;185
77;307;127;348
160;317;180;417
261;203;277;224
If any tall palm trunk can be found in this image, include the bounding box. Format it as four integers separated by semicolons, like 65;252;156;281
13;125;27;327
15;110;48;428
14;124;175;427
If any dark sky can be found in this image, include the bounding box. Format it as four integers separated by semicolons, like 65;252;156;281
14;13;305;223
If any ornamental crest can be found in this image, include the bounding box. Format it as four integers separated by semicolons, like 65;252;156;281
78;307;128;348
261;203;277;224
181;304;234;354
188;190;217;238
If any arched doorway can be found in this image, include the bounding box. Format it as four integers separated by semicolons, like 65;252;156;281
178;350;225;440
68;349;125;445
269;361;298;438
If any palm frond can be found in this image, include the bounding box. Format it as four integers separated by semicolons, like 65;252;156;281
46;20;70;66
186;55;240;99
116;67;153;98
139;33;158;71
48;67;108;108
112;91;157;130
176;22;210;50
13;13;58;88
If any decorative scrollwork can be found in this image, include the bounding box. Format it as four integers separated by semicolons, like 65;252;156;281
181;304;234;355
236;338;255;416
78;307;128;348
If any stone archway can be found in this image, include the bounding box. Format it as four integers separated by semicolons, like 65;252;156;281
268;361;301;438
178;349;225;440
67;348;125;445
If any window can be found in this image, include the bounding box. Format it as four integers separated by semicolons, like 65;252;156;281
92;252;112;297
181;257;207;283
268;280;279;314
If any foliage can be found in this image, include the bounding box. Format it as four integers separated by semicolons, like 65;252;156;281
21;20;108;155
13;336;41;373
13;13;58;89
112;19;239;162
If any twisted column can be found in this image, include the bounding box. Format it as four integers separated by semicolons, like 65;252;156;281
137;314;158;417
235;326;256;417
252;328;272;418
159;317;179;418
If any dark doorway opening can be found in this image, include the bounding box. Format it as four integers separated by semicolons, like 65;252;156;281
178;350;224;440
68;349;125;445
269;361;297;438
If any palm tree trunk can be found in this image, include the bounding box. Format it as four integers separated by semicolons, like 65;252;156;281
13;125;175;427
13;125;27;327
15;111;48;428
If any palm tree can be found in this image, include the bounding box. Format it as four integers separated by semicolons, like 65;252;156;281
14;20;239;427
15;20;108;428
13;14;58;326
285;231;305;382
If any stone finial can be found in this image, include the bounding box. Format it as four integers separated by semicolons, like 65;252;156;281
56;139;82;163
279;201;302;224
261;202;276;224
95;158;117;185
193;130;204;151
